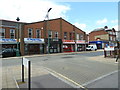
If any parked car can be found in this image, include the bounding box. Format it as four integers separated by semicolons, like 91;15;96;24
2;48;20;58
86;45;97;51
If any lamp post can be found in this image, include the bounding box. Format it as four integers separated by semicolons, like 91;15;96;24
46;8;52;54
16;17;20;56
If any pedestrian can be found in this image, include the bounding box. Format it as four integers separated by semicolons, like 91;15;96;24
115;52;120;63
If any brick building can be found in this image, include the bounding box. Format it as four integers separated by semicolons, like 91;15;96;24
0;19;25;55
23;18;87;54
89;27;117;49
0;18;87;55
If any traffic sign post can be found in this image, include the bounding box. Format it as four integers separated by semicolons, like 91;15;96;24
22;57;31;90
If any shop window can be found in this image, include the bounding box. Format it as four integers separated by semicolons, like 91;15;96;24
0;28;5;38
64;32;67;40
36;29;41;38
28;28;32;38
10;29;15;39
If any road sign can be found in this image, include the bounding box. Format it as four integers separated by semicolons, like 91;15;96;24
23;57;29;68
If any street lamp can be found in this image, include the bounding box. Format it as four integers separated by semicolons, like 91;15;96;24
46;8;52;54
16;17;20;56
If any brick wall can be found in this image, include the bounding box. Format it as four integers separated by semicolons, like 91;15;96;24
23;18;86;41
89;30;108;41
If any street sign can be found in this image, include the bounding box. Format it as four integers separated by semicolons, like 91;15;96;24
23;57;29;68
22;57;31;90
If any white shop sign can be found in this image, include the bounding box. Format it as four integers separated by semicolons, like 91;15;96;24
24;38;44;43
104;46;114;51
0;39;17;42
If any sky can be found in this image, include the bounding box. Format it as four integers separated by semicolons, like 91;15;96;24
0;0;119;34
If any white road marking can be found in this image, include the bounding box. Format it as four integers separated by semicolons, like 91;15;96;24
82;70;118;86
42;66;88;90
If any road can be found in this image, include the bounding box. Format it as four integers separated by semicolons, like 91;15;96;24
2;51;119;89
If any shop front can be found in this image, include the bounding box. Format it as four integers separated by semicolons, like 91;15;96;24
0;38;18;50
62;40;75;52
45;38;62;53
24;38;45;55
89;41;109;49
76;40;86;51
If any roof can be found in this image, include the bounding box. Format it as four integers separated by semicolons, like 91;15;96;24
25;17;86;33
91;28;116;33
0;19;27;24
92;28;104;32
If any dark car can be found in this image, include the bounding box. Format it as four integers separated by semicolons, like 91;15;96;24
2;48;18;58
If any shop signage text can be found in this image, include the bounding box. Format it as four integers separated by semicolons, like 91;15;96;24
0;39;17;42
24;38;44;43
76;40;85;44
63;40;75;44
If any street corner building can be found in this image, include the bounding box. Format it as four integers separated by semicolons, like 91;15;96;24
88;26;117;49
0;18;88;56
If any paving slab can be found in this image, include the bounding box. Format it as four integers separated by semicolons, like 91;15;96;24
85;71;118;88
17;74;74;88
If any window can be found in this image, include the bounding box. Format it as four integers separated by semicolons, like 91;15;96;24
76;34;79;40
0;28;5;38
28;28;32;38
110;36;112;41
69;32;72;40
10;29;15;39
109;31;112;35
55;32;58;39
79;34;83;40
64;32;67;40
113;37;116;41
113;32;116;35
48;30;52;38
36;29;40;38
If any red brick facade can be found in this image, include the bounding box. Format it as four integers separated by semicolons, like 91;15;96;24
0;18;87;55
89;29;116;42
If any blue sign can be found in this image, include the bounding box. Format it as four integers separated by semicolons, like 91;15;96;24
0;39;17;42
26;38;42;41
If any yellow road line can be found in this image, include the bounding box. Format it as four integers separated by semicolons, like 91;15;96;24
43;67;88;90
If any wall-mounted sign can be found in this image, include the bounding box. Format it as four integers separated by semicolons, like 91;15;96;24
76;40;85;44
24;38;44;43
63;40;75;44
0;38;17;43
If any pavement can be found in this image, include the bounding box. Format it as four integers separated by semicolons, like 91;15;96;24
1;50;119;89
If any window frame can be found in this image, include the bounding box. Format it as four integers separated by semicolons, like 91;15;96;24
36;29;41;38
0;28;5;38
28;28;33;38
10;29;15;39
55;31;58;39
64;32;67;40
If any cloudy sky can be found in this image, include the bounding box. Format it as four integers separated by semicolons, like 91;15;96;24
0;0;119;34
